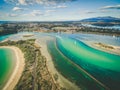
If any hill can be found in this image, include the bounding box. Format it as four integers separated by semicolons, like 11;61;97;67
80;16;120;22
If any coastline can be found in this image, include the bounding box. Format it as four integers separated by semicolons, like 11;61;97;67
74;31;120;36
35;36;80;90
0;46;25;90
83;41;120;56
93;43;120;55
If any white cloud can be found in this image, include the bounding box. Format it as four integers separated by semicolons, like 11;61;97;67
31;10;43;16
4;0;74;5
100;10;110;13
18;0;27;5
84;10;95;14
101;4;120;9
46;10;56;13
42;12;52;16
22;13;28;16
12;7;23;11
8;13;19;17
21;10;53;17
53;5;67;8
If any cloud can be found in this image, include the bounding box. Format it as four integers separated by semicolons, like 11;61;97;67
30;10;43;16
53;5;67;8
84;9;113;14
8;13;19;17
21;9;54;17
84;10;96;14
12;7;23;11
101;4;120;9
18;0;27;5
43;13;51;16
99;9;110;13
45;10;56;13
4;0;76;5
85;11;95;14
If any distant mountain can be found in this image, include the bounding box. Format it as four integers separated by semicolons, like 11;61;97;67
80;16;120;23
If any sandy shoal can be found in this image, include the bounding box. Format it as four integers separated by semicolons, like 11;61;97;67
35;36;80;90
84;41;120;56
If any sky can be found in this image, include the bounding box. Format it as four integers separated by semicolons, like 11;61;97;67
0;0;120;21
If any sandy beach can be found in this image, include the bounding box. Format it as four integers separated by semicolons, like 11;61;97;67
93;43;120;55
0;46;25;90
83;41;120;56
35;36;80;90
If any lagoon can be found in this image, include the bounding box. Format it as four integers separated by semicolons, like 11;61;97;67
56;35;120;90
47;40;107;90
0;48;16;89
0;32;120;90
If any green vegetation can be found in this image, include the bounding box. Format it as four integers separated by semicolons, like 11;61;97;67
0;24;18;36
0;22;120;36
54;74;58;81
0;39;57;90
95;42;114;49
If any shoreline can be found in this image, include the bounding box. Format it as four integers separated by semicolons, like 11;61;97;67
83;41;120;56
0;46;25;90
73;31;120;36
93;43;120;55
35;36;80;90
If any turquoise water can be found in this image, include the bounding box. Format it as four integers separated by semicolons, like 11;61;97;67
47;40;107;90
0;48;16;89
0;35;11;41
1;32;120;90
56;36;120;71
56;36;120;90
70;33;120;46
